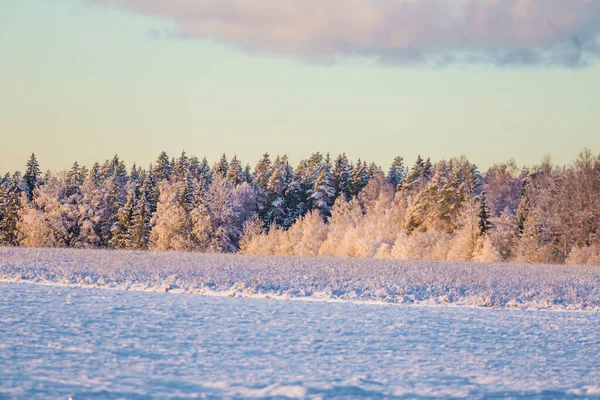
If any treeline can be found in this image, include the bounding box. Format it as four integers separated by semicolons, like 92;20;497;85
1;150;599;265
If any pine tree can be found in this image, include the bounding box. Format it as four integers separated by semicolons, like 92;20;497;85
23;153;41;201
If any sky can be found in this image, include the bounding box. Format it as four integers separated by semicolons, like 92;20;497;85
1;0;599;174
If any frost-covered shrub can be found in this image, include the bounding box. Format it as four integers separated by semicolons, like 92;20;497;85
566;245;600;266
391;230;451;261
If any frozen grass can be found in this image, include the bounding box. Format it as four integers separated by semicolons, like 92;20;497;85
1;247;599;311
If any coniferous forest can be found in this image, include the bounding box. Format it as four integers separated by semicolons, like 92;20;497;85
1;150;599;265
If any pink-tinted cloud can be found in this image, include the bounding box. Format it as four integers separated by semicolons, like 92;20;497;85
93;0;600;66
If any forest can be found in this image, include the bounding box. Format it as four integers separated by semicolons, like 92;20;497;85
0;150;599;265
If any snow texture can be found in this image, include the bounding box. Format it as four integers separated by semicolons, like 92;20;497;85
1;247;600;311
1;282;599;399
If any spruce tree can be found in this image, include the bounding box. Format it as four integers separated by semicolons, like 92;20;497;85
403;155;425;190
213;153;229;177
253;152;272;192
242;164;253;184
265;156;287;226
23;153;41;201
188;156;201;180
129;177;154;250
0;177;22;245
349;159;368;198
253;152;272;220
311;166;336;218
129;163;141;183
388;156;406;191
154;151;173;182
197;157;212;191
226;155;243;186
331;153;351;201
109;186;137;249
367;162;381;179
478;190;492;235
174;151;189;179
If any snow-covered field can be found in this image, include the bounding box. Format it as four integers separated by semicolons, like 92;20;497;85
1;247;600;310
1;282;600;399
1;248;600;398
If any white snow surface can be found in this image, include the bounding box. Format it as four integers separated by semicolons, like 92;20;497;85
1;282;600;399
1;247;600;311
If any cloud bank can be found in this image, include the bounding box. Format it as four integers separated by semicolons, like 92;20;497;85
93;0;600;66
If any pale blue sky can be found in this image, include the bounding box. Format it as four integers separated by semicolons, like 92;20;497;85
1;0;599;174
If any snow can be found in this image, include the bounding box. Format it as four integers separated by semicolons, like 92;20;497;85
1;247;600;310
1;282;599;399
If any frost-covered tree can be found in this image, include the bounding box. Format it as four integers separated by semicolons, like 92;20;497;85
293;211;328;256
319;196;363;257
0;175;23;246
239;214;265;254
203;173;236;252
17;178;80;248
2;149;598;265
149;180;194;251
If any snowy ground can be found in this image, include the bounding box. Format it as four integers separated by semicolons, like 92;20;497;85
1;282;600;399
1;247;600;310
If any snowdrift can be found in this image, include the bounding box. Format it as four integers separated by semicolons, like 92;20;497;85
1;247;599;311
